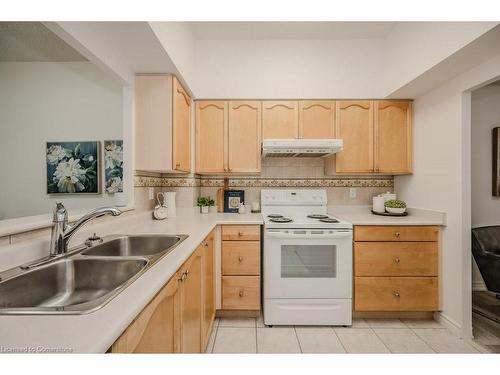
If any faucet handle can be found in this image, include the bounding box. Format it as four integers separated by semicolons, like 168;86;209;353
85;233;103;247
53;202;68;223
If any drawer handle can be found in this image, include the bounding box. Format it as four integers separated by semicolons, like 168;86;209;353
178;272;187;282
204;243;209;247
394;232;401;238
238;256;243;262
238;290;244;297
238;231;244;236
175;163;181;168
394;257;401;264
393;291;400;298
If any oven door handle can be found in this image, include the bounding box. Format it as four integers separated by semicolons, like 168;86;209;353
265;231;352;239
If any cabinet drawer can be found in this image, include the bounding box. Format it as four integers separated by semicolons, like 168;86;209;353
354;226;439;242
222;225;260;241
222;241;260;275
354;242;438;276
354;277;438;311
222;276;260;310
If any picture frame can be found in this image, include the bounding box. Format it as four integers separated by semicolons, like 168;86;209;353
104;140;124;194
223;190;245;213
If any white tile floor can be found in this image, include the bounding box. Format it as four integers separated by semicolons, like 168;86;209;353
205;316;486;354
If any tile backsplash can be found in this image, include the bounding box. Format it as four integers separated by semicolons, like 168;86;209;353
134;158;394;211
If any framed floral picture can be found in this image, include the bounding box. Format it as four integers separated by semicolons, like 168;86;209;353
46;141;100;194
104;140;123;194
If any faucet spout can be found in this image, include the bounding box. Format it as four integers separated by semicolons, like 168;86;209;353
49;203;122;257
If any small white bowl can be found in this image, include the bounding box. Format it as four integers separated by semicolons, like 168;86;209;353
386;207;406;214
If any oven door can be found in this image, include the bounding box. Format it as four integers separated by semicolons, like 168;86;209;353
264;229;352;299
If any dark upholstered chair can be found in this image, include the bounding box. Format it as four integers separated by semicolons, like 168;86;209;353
472;226;500;294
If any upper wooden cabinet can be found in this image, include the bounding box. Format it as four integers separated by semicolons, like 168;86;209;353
195;101;227;173
298;101;335;139
335;101;374;173
195;101;261;174
326;100;412;175
110;274;181;353
228;101;262;173
135;75;191;173
262;101;298;139
375;101;412;174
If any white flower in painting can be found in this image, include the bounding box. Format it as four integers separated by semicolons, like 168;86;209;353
105;143;123;170
53;158;86;193
106;176;122;194
46;145;68;164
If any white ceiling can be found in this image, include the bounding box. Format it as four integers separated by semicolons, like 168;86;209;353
190;22;397;40
0;22;86;62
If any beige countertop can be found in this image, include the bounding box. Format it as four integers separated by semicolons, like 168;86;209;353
329;205;446;226
0;209;263;353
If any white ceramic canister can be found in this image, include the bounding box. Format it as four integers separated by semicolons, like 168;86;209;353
372;195;386;213
381;191;397;202
158;191;177;218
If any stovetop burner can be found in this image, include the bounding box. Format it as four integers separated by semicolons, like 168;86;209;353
307;214;330;219
319;218;339;223
270;217;293;223
267;214;284;218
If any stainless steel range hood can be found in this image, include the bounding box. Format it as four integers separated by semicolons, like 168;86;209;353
262;139;343;157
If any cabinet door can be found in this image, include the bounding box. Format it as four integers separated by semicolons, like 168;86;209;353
335;101;374;173
202;231;215;350
299;101;335;139
111;275;180;353
262;101;298;139
228;101;262;173
196;101;227;173
172;77;191;172
375;101;412;174
180;247;203;353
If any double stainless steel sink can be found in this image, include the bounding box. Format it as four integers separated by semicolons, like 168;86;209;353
0;234;187;315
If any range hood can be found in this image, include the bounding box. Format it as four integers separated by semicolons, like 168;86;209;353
262;139;343;157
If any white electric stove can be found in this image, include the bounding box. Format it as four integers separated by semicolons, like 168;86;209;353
261;189;353;326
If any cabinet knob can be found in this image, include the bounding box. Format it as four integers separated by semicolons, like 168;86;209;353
238;290;244;297
175;163;181;168
393;291;400;298
238;231;243;236
204;243;209;247
394;257;401;264
178;271;187;282
238;256;243;262
394;232;401;238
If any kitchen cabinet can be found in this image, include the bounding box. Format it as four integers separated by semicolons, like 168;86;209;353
195;101;227;173
135;74;191;173
298;101;335;139
179;245;203;353
325;100;412;175
353;225;439;312
334;100;374;173
195;101;261;174
221;225;261;312
375;100;412;174
228;101;262;173
262;101;298;139
202;230;215;350
110;273;181;353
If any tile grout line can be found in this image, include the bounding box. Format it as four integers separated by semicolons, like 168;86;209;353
255;317;258;354
369;327;392;353
331;327;348;354
208;321;219;354
293;326;303;354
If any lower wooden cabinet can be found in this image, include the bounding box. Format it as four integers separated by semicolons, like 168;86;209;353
222;276;260;310
353;225;440;313
110;230;216;354
110;274;181;353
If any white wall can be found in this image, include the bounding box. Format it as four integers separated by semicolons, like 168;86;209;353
383;22;498;95
0;62;123;220
194;39;385;99
395;52;500;337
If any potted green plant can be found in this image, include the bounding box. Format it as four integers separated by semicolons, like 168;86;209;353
385;199;407;214
197;196;210;214
208;197;217;213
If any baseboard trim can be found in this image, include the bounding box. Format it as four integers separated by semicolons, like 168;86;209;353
472;280;487;291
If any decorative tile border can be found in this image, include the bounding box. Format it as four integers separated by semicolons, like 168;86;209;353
134;175;200;188
134;174;393;188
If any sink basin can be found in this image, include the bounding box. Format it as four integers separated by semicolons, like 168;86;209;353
0;258;147;314
82;235;186;257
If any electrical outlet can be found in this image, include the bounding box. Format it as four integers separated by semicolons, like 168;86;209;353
349;187;357;199
148;187;154;200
